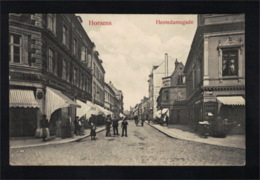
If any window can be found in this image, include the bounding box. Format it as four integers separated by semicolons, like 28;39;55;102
48;48;54;73
66;63;70;82
73;68;77;85
62;25;69;47
47;14;56;34
73;38;78;57
81;47;88;62
178;75;185;84
62;59;67;80
9;34;22;63
222;49;238;76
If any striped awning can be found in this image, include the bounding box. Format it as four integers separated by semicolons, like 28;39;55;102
217;96;245;105
45;87;80;120
9;89;39;108
76;100;92;118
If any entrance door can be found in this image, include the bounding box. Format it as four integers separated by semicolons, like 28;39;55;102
10;108;38;137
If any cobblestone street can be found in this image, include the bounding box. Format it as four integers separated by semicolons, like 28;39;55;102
10;121;245;166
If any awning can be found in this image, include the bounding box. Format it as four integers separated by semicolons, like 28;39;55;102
155;108;169;118
45;87;80;120
120;113;125;118
86;101;103;117
76;100;92;118
217;96;245;106
9;89;39;108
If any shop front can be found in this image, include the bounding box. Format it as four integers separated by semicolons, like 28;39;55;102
35;86;81;138
9;89;39;137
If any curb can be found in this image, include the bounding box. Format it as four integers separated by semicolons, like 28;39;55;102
10;127;106;149
145;122;246;150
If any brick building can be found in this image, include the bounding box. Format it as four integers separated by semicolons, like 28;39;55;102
9;14;94;137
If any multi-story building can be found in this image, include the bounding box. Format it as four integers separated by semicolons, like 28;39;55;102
148;54;176;119
9;14;93;137
157;59;187;124
91;49;105;107
104;82;115;115
184;14;245;132
108;81;124;116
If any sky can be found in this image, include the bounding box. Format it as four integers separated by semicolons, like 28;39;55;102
78;14;198;111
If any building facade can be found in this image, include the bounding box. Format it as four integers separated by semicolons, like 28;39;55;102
104;82;115;113
91;49;105;107
157;59;187;124
9;14;94;137
108;81;124;116
148;54;176;119
184;14;245;133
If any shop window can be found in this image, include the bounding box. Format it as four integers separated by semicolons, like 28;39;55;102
222;49;238;76
47;14;56;35
9;34;22;63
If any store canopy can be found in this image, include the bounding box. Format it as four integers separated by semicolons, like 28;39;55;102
9;89;39;108
45;87;80;120
76;100;92;118
120;113;125;118
155;108;169;118
217;96;245;106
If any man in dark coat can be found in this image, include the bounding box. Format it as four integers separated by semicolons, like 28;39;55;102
112;117;119;135
105;115;112;137
40;115;49;142
121;118;128;137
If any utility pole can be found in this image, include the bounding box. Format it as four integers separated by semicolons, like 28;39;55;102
165;53;168;77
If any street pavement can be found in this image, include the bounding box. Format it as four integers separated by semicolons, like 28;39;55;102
10;120;245;166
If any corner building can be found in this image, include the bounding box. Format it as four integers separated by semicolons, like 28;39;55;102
184;14;245;133
9;14;93;137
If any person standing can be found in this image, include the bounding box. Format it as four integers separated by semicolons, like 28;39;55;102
40;115;49;142
105;115;112;137
90;122;96;140
165;115;169;126
112;117;119;136
79;118;84;135
55;118;62;137
74;116;79;136
121;118;128;137
134;116;138;126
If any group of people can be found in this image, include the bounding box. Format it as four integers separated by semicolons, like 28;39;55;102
134;116;145;126
40;114;129;142
104;115;128;137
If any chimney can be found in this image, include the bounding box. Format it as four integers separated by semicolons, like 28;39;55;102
175;58;179;70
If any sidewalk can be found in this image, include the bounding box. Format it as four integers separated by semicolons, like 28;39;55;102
146;122;246;149
10;125;106;149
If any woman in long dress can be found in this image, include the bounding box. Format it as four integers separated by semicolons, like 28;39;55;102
90;122;96;140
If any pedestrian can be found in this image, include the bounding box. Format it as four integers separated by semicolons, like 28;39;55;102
134;116;138;126
141;119;144;126
105;115;112;137
74;116;80;136
55;118;62;137
112;117;119;136
90;122;96;140
40;114;49;142
79;118;85;135
121;118;128;137
165;115;169;126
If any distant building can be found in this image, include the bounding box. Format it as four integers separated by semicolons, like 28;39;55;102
91;49;105;107
157;59;187;124
107;81;124;118
184;14;245;132
104;82;115;113
148;54;176;119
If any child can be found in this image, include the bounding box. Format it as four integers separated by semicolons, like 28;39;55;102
90;122;96;140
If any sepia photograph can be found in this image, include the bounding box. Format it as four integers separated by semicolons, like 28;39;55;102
9;13;246;166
